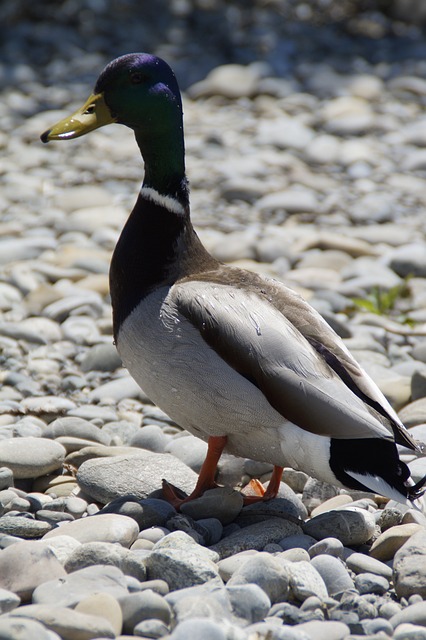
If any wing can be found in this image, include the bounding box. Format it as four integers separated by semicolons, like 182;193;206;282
172;277;399;443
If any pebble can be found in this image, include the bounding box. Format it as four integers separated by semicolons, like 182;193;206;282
43;513;139;547
287;560;328;602
10;603;116;639
146;532;221;590
0;516;52;539
296;620;350;640
0;541;66;601
390;601;426;629
43;416;111;446
0;588;20;615
345;551;393;579
303;508;376;546
0;437;66;479
369;523;424;561
310;554;355;597
120;590;172;634
211;517;302;559
354;572;390;595
76;451;198;503
394;623;426;640
64;540;147;581
226;551;290;603
308;537;344;559
0;616;55;640
393;528;426;598
32;564;129;607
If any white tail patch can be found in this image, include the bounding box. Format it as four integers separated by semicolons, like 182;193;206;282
346;470;412;507
140;187;185;216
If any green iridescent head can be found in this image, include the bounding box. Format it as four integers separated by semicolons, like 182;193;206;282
41;53;183;142
41;53;186;196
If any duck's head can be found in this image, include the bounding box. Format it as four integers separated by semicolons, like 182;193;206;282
41;53;183;143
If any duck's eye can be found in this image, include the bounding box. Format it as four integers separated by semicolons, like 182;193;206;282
84;104;96;115
130;72;145;85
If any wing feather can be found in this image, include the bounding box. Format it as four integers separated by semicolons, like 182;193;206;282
173;279;397;442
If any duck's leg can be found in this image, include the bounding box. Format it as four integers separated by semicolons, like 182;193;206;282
242;465;283;505
162;435;227;508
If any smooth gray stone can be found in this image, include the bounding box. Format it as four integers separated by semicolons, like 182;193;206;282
236;491;307;523
130;424;171;453
279;534;318;551
308;537;344;559
302;478;339;513
165;582;232;624
0;438;66;479
0;588;20;614
210;517;302;559
35;510;74;525
399;398;426;428
303;508;376;545
167;617;228;640
64;541;147;581
165;434;208;472
43;513;139;547
0;516;52;540
389;244;426;278
0;616;54;640
345;552;392;579
196;518;223;546
354;572;389;595
138;579;169;596
296;620;350;640
393;623;426;640
227;583;271;624
119;590;172;634
361;617;394;636
146;544;221;591
390;601;426;629
287;561;328;602
9;604;116;639
43;416;111;446
334;591;377;620
246;621;311;640
226;552;289;604
0;468;14;491
89;376;144;403
80;342;122;372
310;554;355;597
99;496;176;529
393;529;426;598
0;541;66;602
32;565;129;607
133;618;170;638
180;487;244;526
76;451;198;503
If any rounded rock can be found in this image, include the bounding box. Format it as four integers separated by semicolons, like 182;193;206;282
354;572;390;595
393;528;426;598
0;438;66;479
32;564;129;607
310;554;355;597
75;592;123;635
43;513;139;547
120;590;172;634
304;508;376;545
369;523;423;562
226;552;289;604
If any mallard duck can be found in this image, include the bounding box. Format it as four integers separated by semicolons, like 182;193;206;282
41;53;426;508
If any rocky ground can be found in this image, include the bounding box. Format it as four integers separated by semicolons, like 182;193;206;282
1;2;426;639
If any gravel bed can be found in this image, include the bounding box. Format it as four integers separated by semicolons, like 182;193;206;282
1;2;426;639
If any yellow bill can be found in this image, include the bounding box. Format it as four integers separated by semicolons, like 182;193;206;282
41;93;116;143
